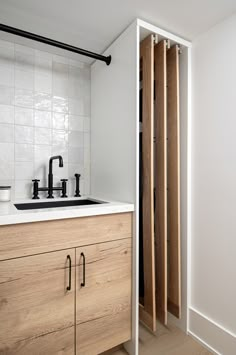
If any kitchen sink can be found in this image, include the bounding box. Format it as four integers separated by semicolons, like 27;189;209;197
14;199;105;210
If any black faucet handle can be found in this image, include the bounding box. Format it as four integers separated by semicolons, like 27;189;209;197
32;179;40;200
61;179;68;198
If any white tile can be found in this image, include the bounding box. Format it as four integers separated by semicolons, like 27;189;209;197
0;39;14;50
15;88;34;108
35;73;52;94
0;105;14;124
68;147;84;164
68;164;84;179
15;125;34;144
35;127;52;145
0;124;14;143
68;98;84;115
15;162;34;180
68;131;84;147
83;117;90;132
34;162;48;181
34;145;52;164
0;66;14;86
0;143;14;162
35;56;52;74
84;132;90;148
52;144;68;163
68;115;83;131
15;69;34;90
15;107;34;126
0;47;14;68
68;79;83;99
52;95;68;113
53;163;68;181
69;59;85;68
15;50;34;71
52;130;68;145
53;55;69;65
52;62;69;97
34;110;51;128
15;144;34;162
52;112;68;130
0;86;14;105
15;44;34;55
15;180;32;199
0;162;14;180
34;92;52;111
84;147;90;164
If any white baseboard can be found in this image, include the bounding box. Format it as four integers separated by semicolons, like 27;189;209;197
188;307;236;355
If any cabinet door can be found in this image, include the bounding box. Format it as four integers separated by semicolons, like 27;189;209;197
76;239;131;355
0;249;75;354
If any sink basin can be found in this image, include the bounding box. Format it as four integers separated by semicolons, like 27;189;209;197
14;199;105;210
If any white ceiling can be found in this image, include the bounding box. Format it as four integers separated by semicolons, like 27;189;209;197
0;0;235;55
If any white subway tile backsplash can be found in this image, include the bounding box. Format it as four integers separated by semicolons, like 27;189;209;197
0;86;14;105
68;115;83;131
68;147;84;164
68;131;84;148
0;162;14;180
0;124;14;143
52;112;68;130
15;125;34;144
0;143;14;162
15;107;34;126
15;88;34;108
52;95;68;113
34;110;51;128
15;180;32;199
15;144;34;162
0;39;90;199
34;92;52;111
0;67;14;86
52;130;68;145
0;105;14;124
15;162;34;180
35;127;52;145
35;73;52;94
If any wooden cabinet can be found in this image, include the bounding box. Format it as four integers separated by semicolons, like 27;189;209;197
0;213;132;355
76;239;132;354
0;249;75;355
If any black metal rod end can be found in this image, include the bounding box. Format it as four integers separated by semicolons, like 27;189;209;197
106;55;112;66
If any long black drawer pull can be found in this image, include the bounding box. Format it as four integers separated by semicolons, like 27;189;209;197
67;255;72;291
81;252;86;287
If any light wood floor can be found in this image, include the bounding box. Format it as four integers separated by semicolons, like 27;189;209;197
113;322;212;355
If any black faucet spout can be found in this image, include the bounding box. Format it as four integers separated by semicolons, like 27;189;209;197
48;155;64;198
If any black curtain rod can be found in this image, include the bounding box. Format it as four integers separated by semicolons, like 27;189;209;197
0;23;111;65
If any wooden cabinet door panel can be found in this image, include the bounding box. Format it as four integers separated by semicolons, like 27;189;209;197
76;239;132;355
0;249;75;355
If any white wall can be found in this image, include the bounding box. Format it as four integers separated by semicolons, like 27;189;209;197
0;38;91;199
91;23;139;355
190;13;236;354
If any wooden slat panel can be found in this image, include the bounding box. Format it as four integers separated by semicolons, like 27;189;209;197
0;213;132;260
167;44;181;318
154;39;168;325
76;239;132;354
139;34;156;332
0;249;75;354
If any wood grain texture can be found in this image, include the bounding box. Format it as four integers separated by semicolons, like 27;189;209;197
76;239;132;354
167;44;181;319
0;212;132;261
140;34;156;332
0;249;75;354
154;39;168;325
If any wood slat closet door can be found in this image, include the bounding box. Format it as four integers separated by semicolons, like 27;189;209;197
167;44;181;318
139;34;156;332
154;39;168;325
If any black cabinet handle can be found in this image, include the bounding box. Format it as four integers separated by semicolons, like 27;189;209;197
81;252;85;287
67;255;72;291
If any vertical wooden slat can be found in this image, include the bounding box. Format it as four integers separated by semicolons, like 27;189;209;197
167;44;181;318
154;39;168;325
139;34;156;332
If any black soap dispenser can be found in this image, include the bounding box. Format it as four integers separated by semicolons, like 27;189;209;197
74;174;81;197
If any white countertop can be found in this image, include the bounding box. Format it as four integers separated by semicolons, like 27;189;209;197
0;197;134;226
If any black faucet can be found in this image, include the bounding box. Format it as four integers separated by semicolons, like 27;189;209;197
32;155;68;199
